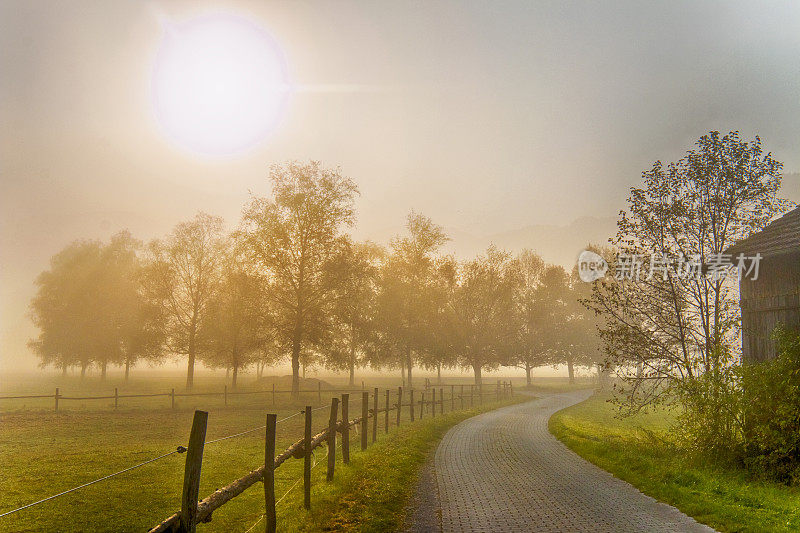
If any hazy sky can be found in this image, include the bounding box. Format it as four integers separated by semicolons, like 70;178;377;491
2;0;799;371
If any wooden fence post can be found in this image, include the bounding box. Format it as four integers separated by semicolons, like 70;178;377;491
431;388;436;418
180;410;208;533
396;387;403;426
264;413;277;533
171;388;175;410
327;398;338;482
384;389;390;433
341;394;350;464
114;387;118;410
372;388;378;443
54;387;59;412
419;392;425;420
409;389;415;422
361;392;368;451
304;406;312;510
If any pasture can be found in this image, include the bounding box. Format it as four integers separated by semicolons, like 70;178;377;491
0;371;522;532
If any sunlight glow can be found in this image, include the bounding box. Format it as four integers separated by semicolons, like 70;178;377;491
152;14;290;156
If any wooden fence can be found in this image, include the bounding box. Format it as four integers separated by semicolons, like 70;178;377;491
147;381;513;533
0;383;374;412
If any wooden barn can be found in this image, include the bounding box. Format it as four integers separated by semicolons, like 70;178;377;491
727;206;800;362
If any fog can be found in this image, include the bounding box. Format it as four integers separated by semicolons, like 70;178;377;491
2;0;800;373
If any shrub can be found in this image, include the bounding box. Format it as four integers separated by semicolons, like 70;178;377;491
738;329;800;482
676;328;800;483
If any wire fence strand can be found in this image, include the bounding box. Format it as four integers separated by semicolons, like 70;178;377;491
0;448;183;519
1;405;326;519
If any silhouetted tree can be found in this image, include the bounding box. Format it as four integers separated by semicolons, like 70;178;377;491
325;241;383;386
239;161;358;397
445;247;522;386
513;250;549;386
374;212;448;388
201;252;267;388
29;231;162;380
143;212;226;389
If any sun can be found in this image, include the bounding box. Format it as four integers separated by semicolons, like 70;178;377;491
152;13;290;156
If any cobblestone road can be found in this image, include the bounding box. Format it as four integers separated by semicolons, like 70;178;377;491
430;390;716;532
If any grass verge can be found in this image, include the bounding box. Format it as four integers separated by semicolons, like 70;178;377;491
284;394;528;533
549;393;800;533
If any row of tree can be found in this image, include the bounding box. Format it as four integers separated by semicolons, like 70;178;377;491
29;161;600;395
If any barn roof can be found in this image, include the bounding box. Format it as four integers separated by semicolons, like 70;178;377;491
726;206;800;257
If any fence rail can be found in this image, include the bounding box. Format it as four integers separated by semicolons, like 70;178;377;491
148;381;514;533
0;380;515;413
0;383;396;411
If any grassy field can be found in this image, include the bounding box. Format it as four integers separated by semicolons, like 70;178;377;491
0;373;525;532
550;392;800;533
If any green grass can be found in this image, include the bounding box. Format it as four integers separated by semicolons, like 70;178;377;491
0;375;525;532
549;392;800;533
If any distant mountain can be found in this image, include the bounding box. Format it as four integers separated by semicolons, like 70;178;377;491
442;216;618;268
783;172;800;203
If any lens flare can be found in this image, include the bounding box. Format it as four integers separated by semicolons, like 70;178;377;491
152;13;290;156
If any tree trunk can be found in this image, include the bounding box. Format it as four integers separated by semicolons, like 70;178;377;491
226;367;230;379
100;360;107;380
232;363;239;388
186;325;196;389
525;363;532;386
80;362;87;379
437;363;441;384
302;363;306;379
473;363;482;387
124;358;131;381
401;360;406;387
405;348;413;389
291;334;301;398
348;362;355;387
61;364;67;377
567;358;575;384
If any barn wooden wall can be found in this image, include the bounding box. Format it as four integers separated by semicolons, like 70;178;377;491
740;251;800;362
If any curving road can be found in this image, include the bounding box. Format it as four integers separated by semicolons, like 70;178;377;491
412;390;715;532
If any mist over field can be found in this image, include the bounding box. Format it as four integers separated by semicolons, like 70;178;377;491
3;1;800;376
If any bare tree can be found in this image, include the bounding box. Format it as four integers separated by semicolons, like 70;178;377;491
143;212;226;389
